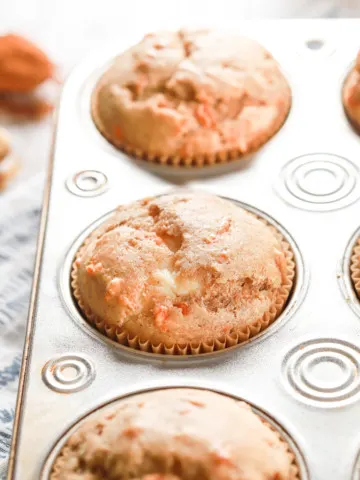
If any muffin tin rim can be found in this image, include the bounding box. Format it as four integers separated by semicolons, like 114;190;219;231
58;194;308;363
39;379;310;480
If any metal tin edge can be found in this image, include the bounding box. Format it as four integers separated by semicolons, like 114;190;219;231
7;105;60;480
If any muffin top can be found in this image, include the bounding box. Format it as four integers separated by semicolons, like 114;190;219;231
50;388;294;480
73;193;290;348
343;51;360;128
92;29;291;162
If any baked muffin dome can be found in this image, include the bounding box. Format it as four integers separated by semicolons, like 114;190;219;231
343;51;360;131
92;29;291;167
72;193;295;354
50;388;296;479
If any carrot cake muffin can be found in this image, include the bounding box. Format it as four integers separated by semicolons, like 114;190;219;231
92;30;291;167
50;388;297;479
72;192;295;354
343;52;360;131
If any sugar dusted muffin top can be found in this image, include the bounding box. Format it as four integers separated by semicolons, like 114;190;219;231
92;30;291;166
72;193;294;353
50;388;295;480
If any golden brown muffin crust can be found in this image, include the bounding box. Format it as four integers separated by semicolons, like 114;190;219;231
50;389;295;480
92;30;291;165
72;193;294;351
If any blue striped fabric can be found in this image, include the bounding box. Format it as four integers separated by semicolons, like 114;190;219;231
0;174;43;479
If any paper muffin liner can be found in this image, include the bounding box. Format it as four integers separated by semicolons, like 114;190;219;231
260;417;300;480
350;238;360;297
49;445;71;479
70;214;296;356
91;95;291;169
49;398;301;480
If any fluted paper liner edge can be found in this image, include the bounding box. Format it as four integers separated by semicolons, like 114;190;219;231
70;214;295;356
264;418;300;480
350;238;360;297
91;94;291;169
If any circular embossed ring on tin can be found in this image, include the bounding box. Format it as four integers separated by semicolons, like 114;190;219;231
66;170;109;197
58;198;307;362
276;153;360;211
282;338;360;407
39;381;309;480
42;354;95;393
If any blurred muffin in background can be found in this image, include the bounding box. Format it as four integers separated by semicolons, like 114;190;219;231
0;127;19;191
0;34;55;122
343;51;360;132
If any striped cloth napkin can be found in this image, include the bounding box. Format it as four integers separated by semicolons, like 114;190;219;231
0;173;43;479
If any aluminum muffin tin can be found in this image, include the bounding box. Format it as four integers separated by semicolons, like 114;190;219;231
8;19;360;480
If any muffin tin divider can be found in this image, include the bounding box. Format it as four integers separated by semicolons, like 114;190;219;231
8;20;360;480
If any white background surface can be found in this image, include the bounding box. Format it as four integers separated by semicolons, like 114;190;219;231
0;0;359;188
